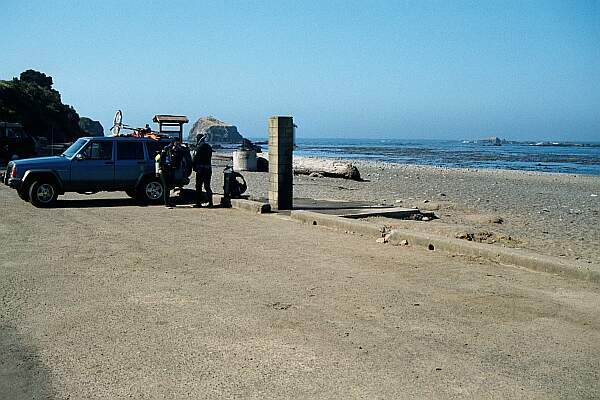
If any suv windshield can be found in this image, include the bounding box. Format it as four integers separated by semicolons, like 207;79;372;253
62;138;88;158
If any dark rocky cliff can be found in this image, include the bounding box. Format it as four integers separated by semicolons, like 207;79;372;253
0;70;83;142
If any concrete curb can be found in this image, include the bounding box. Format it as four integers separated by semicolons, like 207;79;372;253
290;210;385;237
214;195;271;214
290;210;600;284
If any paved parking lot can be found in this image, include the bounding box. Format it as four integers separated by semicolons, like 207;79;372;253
1;186;599;399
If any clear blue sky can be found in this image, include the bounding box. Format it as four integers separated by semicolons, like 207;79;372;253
1;0;599;141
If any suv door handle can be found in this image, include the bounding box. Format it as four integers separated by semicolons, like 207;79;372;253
104;161;114;165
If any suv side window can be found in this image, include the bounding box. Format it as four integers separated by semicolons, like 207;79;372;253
81;141;113;160
117;141;144;160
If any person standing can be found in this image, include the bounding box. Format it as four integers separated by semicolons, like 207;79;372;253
192;134;214;207
158;138;184;208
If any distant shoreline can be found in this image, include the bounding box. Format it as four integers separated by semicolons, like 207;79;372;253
290;138;600;176
214;149;599;178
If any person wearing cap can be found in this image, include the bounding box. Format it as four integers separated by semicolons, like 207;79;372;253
192;133;214;207
159;138;184;208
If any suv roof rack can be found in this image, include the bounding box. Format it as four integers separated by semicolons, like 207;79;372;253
112;132;173;140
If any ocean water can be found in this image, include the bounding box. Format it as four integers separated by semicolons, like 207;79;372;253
245;138;600;176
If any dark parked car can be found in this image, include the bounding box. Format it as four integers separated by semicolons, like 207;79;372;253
0;122;36;164
2;136;192;207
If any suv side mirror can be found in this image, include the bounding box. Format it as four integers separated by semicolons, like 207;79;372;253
75;153;83;161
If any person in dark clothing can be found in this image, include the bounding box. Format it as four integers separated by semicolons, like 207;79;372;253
140;124;152;135
192;134;214;207
159;138;184;208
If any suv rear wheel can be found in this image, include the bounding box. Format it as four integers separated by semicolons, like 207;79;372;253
139;177;164;204
29;180;58;207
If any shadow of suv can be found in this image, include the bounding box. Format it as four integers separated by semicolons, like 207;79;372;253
2;136;192;207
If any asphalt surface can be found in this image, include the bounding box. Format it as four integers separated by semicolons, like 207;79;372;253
1;186;599;399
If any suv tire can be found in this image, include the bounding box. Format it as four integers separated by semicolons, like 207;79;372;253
29;180;58;207
138;177;164;204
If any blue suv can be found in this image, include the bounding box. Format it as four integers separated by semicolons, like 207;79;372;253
2;136;191;207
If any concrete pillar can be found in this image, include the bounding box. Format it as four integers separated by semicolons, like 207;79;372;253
268;116;294;210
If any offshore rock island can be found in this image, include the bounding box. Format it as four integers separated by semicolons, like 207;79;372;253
188;116;244;144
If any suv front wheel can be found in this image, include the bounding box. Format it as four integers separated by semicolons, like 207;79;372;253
138;177;164;204
29;180;58;207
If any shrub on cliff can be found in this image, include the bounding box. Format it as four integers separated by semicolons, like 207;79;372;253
0;69;83;142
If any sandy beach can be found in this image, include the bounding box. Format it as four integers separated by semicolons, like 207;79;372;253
213;154;600;266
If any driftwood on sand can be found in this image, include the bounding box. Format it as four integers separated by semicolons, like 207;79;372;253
213;152;361;180
293;158;361;181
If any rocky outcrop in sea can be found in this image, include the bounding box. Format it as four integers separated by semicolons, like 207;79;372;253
188;116;244;144
477;136;503;145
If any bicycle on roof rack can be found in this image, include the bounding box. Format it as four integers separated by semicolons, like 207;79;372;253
110;110;189;143
110;110;168;140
